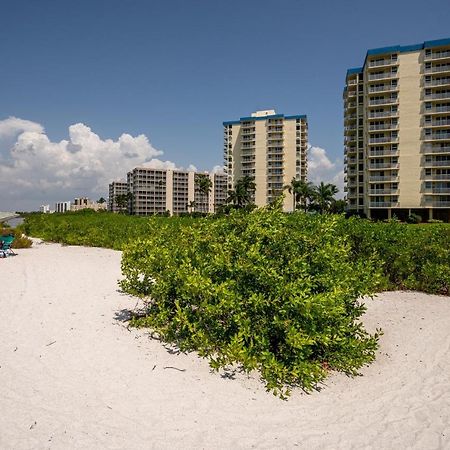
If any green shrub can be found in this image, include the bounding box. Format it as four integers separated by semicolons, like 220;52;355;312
1;228;33;248
120;205;381;397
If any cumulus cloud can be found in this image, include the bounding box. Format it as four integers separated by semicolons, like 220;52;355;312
0;117;181;211
307;145;344;197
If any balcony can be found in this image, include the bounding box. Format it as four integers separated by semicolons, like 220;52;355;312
424;65;450;74
422;144;450;154
368;110;398;120
368;84;398;93
424;78;450;87
368;72;397;81
369;149;398;157
369;162;399;170
370;201;399;208
369;188;399;195
424;105;450;114
424;92;450;101
423;159;450;167
369;175;400;183
424;119;450;127
368;58;398;68
423;173;450;180
424;50;450;61
423;132;450;141
346;102;357;109
368;136;398;144
369;97;398;106
423;187;450;194
423;200;450;207
368;123;398;131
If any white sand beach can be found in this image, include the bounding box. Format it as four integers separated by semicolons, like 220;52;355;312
1;241;449;449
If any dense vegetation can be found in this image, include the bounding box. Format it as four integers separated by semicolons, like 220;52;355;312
22;206;450;396
1;224;33;249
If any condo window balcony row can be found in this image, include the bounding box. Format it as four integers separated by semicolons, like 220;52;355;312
424;50;450;61
368;188;399;195
368;96;398;106
369;161;399;170
424;118;450;127
369;147;398;157
368;83;398;94
368;71;397;81
369;173;399;182
423;185;450;194
422;143;450;154
370;200;399;208
424;104;450;114
424;77;450;88
424;90;450;101
242;135;256;141
368;121;398;131
423;171;450;180
423;130;450;141
422;197;450;207
424;64;450;74
368;109;398;119
368;134;398;144
367;57;398;68
267;126;283;132
423;158;450;167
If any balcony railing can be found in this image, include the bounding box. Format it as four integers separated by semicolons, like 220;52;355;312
423;173;450;180
369;189;399;195
422;144;450;153
368;110;398;119
369;136;398;144
424;92;450;100
423;200;450;207
370;201;399;208
368;72;397;81
369;123;398;131
424;65;450;74
424;187;450;193
425;105;450;114
424;133;450;141
424;51;450;61
368;59;398;68
369;85;398;93
425;119;450;127
369;97;398;106
369;149;398;157
424;78;450;87
423;160;450;167
369;162;399;169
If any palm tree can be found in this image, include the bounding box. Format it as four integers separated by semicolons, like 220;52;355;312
283;178;315;212
312;182;339;214
196;174;213;213
226;176;256;208
187;200;197;214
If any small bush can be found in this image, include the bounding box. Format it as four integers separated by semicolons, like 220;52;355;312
1;228;33;248
120;205;381;397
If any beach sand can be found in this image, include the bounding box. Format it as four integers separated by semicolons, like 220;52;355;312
1;241;449;449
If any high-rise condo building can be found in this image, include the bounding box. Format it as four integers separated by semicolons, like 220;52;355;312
126;167;227;216
223;110;308;211
344;38;450;221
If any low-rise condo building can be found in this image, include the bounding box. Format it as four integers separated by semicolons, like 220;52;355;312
55;201;71;213
126;167;227;216
344;38;450;221
223;110;308;212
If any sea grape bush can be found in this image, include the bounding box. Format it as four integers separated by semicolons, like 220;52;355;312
120;205;382;397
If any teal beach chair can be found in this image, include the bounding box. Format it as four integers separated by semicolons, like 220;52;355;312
1;235;16;256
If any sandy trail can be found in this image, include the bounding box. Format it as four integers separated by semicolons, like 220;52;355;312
0;241;449;449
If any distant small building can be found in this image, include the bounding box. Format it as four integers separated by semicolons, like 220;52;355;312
40;204;51;214
71;197;107;212
55;201;71;213
108;181;128;213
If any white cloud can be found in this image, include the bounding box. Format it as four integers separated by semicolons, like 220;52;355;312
210;165;225;175
0;117;179;211
307;145;344;197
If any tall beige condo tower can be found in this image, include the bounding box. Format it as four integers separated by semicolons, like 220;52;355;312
223;110;308;211
344;38;450;221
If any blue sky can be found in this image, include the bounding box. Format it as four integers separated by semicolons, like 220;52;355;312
1;0;450;210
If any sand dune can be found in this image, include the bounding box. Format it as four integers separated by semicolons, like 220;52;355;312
1;241;449;449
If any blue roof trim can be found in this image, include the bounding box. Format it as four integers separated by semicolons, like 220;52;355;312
224;113;307;126
358;38;450;69
346;67;363;76
424;38;450;48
